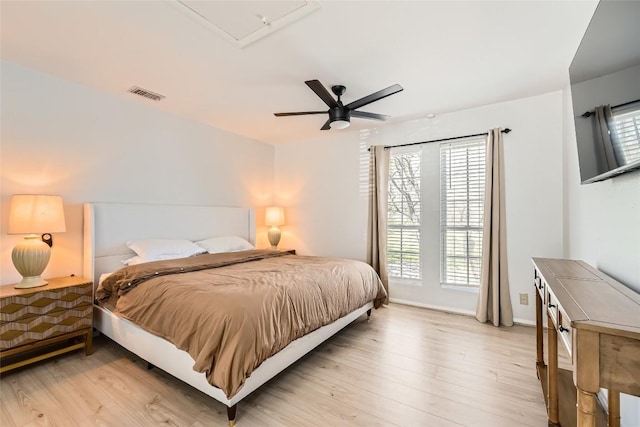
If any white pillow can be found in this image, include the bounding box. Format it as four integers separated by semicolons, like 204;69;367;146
99;272;113;285
122;254;191;266
125;239;205;263
195;236;255;254
122;255;145;266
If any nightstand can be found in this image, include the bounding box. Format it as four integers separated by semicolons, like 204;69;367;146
0;275;93;373
277;248;296;255
268;248;295;254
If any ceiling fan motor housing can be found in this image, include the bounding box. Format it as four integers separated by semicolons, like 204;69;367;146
329;106;350;123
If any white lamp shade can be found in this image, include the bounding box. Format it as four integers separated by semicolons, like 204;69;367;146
265;207;285;226
8;195;66;234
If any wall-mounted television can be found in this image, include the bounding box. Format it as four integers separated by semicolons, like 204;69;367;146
569;0;640;184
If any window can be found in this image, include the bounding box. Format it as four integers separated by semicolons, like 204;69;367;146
611;105;640;166
440;138;485;287
385;136;487;288
387;149;421;280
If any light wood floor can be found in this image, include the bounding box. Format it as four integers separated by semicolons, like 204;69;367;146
0;304;556;426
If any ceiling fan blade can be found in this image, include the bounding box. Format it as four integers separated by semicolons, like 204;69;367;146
274;111;326;116
346;84;403;111
320;119;332;130
351;111;390;121
305;80;339;108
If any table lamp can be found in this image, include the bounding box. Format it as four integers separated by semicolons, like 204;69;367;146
7;195;66;288
265;207;285;249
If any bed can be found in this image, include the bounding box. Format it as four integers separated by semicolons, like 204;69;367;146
82;202;385;426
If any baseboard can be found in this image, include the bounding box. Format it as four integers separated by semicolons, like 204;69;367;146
389;298;476;317
389;298;536;326
512;317;536;326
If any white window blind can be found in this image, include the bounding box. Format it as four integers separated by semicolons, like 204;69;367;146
611;106;640;166
387;149;421;280
440;137;486;287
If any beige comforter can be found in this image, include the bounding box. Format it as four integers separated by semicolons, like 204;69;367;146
97;250;386;398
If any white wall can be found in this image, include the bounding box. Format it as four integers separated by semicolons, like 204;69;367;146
0;60;274;285
273;130;369;259
563;83;640;426
275;91;565;323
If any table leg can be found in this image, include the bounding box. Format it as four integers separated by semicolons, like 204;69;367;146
577;388;597;427
608;390;620;427
547;312;559;425
536;289;544;370
85;328;94;355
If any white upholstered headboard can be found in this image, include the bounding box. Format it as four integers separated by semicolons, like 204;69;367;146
83;203;255;283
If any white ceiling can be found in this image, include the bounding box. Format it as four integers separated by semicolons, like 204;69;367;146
1;0;598;145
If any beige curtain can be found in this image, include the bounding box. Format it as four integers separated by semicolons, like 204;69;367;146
594;105;620;169
475;128;513;327
367;145;390;304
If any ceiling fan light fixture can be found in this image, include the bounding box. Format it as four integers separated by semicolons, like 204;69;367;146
330;119;350;130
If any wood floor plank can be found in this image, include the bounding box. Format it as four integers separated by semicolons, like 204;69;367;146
311;343;544;410
263;370;394;427
295;357;462;426
238;388;331;427
307;351;546;426
285;363;460;426
302;351;536;427
1;303;551;426
22;409;81;427
34;357;108;425
1;369;65;426
1;398;18;427
76;401;147;427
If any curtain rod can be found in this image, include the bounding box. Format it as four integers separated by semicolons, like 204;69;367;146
581;99;640;118
369;128;511;151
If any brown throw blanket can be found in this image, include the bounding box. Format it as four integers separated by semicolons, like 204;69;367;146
97;250;386;398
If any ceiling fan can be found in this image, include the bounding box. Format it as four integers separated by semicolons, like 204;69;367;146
274;80;403;130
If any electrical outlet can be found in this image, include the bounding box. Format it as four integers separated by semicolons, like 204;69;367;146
519;293;529;305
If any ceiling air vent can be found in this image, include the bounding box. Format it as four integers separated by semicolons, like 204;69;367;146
128;86;165;102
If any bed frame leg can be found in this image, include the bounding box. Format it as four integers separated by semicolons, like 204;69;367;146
367;308;372;319
227;404;237;426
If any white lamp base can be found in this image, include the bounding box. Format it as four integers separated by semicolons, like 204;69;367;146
268;226;282;249
15;276;49;289
12;235;51;289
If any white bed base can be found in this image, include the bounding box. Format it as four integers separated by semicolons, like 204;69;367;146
83;203;372;422
94;301;373;407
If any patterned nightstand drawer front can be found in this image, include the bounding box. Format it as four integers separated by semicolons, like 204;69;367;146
0;283;92;350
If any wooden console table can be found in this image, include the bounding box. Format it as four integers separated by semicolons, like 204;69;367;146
532;258;640;427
